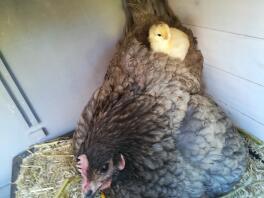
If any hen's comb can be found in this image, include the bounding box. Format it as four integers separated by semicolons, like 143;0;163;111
77;154;91;192
77;154;89;177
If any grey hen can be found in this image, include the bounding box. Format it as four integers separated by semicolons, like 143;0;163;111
73;0;247;197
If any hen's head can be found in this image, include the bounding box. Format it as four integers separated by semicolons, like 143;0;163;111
77;143;125;198
148;22;171;49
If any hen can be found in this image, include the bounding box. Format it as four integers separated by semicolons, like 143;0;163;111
73;0;247;197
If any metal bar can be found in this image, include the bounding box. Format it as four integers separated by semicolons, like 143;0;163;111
0;51;40;126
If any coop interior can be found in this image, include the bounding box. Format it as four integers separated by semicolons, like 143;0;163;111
0;0;264;198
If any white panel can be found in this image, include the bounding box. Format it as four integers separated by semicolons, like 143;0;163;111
0;0;125;139
0;58;39;126
169;0;264;38
212;98;264;141
203;65;264;130
187;25;264;86
0;81;29;187
0;184;10;198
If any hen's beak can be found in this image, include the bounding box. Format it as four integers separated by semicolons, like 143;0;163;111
83;181;102;198
83;180;111;198
85;189;95;198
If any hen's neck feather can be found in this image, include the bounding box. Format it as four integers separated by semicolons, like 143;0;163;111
82;94;171;179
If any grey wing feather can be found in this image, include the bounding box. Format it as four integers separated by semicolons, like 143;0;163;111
177;95;248;196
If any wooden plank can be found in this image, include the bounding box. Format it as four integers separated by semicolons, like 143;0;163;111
187;25;264;86
203;65;264;129
169;0;264;39
212;97;264;141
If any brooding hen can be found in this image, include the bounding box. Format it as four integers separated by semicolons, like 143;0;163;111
73;0;248;197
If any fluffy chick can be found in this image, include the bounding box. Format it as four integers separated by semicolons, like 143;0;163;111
148;22;190;61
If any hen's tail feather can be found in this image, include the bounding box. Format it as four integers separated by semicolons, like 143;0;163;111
122;0;180;33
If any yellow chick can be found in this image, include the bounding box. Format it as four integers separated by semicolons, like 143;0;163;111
148;22;190;61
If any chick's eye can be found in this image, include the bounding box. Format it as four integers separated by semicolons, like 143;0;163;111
100;163;109;173
157;33;162;37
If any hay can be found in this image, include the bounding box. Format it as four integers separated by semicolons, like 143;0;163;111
15;133;264;198
15;139;83;198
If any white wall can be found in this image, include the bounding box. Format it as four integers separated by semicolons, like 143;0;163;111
0;0;125;196
169;0;264;140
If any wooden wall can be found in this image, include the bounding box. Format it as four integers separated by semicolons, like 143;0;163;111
169;0;264;140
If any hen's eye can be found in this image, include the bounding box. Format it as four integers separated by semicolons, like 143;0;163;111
100;163;109;173
157;33;162;37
